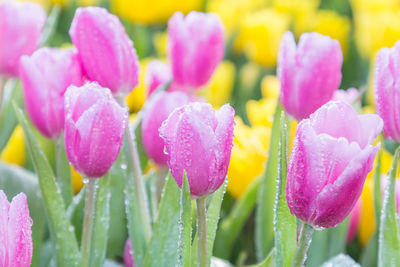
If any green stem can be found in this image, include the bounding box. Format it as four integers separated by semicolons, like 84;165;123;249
55;136;73;206
81;179;98;267
197;197;208;267
291;222;314;267
116;96;152;243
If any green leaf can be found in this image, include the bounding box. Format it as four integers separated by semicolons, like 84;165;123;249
248;249;275;267
143;173;181;267
67;187;86;243
360;233;378;267
0;163;46;267
0;79;22;152
214;176;262;259
192;179;227;264
177;173;192;267
374;151;382;229
320;254;360;267
273;112;296;267
90;173;112;267
55;135;73;207
14;103;80;267
378;147;400;267
123;142;147;266
255;101;283;260
106;154;128;258
39;5;61;46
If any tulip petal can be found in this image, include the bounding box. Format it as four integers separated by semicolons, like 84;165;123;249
0;191;10;267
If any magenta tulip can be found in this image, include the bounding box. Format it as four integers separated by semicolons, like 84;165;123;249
145;60;172;97
287;101;382;228
0;190;33;267
69;7;139;96
20;47;83;139
0;0;46;77
168;11;225;89
278;31;343;120
159;102;235;198
374;41;400;143
141;91;191;165
64;82;127;178
124;239;134;267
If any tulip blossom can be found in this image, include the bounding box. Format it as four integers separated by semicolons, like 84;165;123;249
333;88;360;105
278;31;343;120
64;82;127;178
374;41;400;143
69;7;139;96
159;102;235;198
0;0;46;77
20;47;83;139
0;190;33;267
286;101;382;228
145;60;172;97
168;11;225;88
124;239;134;267
141;91;191;166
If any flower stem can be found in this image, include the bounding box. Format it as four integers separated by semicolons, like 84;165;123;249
291;222;314;267
116;96;152;243
197;197;208;267
81;179;98;267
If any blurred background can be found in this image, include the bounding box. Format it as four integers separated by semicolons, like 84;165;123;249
2;0;400;266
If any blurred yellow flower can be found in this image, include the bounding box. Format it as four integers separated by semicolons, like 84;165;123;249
359;149;393;245
237;9;290;66
350;0;400;13
0;126;25;166
153;31;168;57
202;61;235;108
207;0;267;36
261;75;280;99
111;0;203;25
70;165;84;194
227;117;269;198
125;59;151;113
273;0;320;37
308;10;351;56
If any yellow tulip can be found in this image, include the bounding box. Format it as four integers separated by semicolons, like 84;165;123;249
201;61;235;108
111;0;203;25
261;75;280;99
273;0;320;37
237;9;290;66
308;10;351;56
227;117;269;198
0;126;25;166
125;59;152;113
70;165;84;194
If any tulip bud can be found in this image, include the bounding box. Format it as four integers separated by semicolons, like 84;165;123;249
145;60;172;97
69;7;139;96
159;102;235;198
287;101;382;228
20;47;83;139
168;11;225;88
278;31;343;120
374;41;400;143
0;1;46;77
64;82;127;178
141;91;191;166
0;190;33;267
124;239;135;267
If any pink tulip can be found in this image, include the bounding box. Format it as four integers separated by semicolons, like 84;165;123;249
287;101;382;228
168;11;225;89
374;41;400;142
69;7;139;96
124;239;134;267
278;31;343;120
141;91;191;166
64;82;127;178
159;102;235;198
0;190;33;267
145;60;172;97
20;47;83;139
0;0;46;77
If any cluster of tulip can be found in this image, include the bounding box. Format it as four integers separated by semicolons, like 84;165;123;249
1;0;400;267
